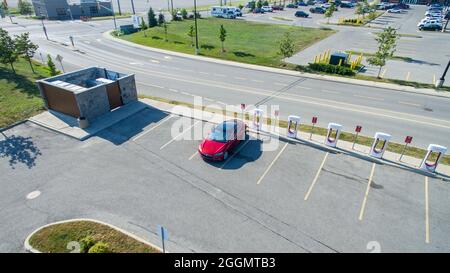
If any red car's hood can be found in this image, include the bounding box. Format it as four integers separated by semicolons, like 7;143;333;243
200;139;227;155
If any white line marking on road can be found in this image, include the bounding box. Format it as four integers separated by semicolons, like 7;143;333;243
169;88;179;93
214;73;226;77
220;139;251;169
148;84;164;89
353;94;384;101
189;150;198;160
321;89;340;94
252;79;264;83
425;176;430;244
181;91;192;96
256;142;289;185
216;101;227;105
304;152;329;201
298;86;312;90
398;101;420;107
234;76;247;80
132;115;173;141
204;97;214;102
164;56;172;59
406;71;411;81
359;163;377;221
274;82;285;86
199;72;209;75
150;60;160;63
160;120;201;150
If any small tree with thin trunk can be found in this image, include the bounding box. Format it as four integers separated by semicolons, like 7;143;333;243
158;13;165;26
278;32;295;59
15;32;38;73
148;7;157;27
187;25;195;47
0;28;18;73
324;3;336;24
163;22;168;42
18;0;33;15
47;54;58;76
219;24;227;53
367;26;398;78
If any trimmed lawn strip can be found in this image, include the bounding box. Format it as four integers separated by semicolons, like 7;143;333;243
0;59;52;128
140;94;450;166
119;17;336;68
29;220;160;253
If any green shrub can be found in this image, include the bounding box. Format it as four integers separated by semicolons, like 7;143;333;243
80;236;96;253
308;63;355;76
181;9;188;19
88;242;109;253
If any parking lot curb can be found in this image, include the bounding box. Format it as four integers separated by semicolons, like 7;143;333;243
24;218;164;253
104;31;450;99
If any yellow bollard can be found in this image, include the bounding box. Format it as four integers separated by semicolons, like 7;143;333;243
338;59;342;66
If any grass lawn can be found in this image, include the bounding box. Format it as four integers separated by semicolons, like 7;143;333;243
140;94;450;166
29;220;161;253
0;59;51;129
120;17;336;67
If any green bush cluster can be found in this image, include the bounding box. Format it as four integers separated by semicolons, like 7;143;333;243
88;242;109;253
80;235;109;253
308;63;355;76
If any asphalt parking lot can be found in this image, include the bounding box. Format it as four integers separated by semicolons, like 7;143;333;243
1;107;450;252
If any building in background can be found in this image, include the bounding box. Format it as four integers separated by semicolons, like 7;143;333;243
32;0;112;20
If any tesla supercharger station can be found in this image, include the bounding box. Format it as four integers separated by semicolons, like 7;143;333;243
252;108;263;131
287;115;300;138
325;123;343;147
369;132;391;159
420;144;447;173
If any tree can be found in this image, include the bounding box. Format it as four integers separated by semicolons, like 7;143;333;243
278;32;295;58
0;28;18;73
147;7;157;27
324;3;336;24
14;32;38;73
158;13;165;26
181;8;188;19
367;27;398;78
219;24;227;53
257;0;263;9
47;54;57;76
18;0;32;15
140;19;148;37
163;22;168;42
355;0;368;19
187;25;195;47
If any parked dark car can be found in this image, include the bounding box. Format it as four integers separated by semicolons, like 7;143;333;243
295;10;309;17
306;0;315;5
419;23;442;31
340;2;353;8
395;3;410;9
297;1;308;6
253;8;265;13
272;5;284;10
286;3;299;8
309;6;326;14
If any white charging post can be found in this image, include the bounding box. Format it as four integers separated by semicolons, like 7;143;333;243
420;144;447;173
287;115;300;138
369;132;391;159
253;108;263;131
324;123;343;148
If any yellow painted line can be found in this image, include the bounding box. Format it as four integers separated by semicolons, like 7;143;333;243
256;142;289;185
406;71;411;81
189;150;198;160
398;101;421;107
160;120;201;150
425;176;430;244
359;163;376;221
304;152;329;201
132;115;173;141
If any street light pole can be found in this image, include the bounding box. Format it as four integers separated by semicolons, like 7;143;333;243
98;2;117;30
41;18;49;40
436;58;450;88
130;0;135;14
194;0;199;55
116;0;122;15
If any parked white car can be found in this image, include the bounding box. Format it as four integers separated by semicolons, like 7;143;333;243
261;6;273;12
211;6;237;19
227;6;242;17
388;8;402;13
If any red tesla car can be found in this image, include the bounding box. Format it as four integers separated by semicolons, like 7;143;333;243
198;120;247;161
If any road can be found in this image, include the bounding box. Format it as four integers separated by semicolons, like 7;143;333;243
1;16;450;148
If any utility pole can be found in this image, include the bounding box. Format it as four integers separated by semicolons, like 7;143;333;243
98;2;117;30
171;0;174;14
436;58;450;88
116;0;122;15
194;0;199;55
130;0;135;14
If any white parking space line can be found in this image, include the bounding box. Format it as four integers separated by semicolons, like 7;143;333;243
252;79;264;83
298;86;312;90
353;94;384;101
132;115;174;141
189;150;198;160
169;88;179;93
304;152;329;201
256;142;289;185
358;163;377;221
160;120;202;150
425;176;430;244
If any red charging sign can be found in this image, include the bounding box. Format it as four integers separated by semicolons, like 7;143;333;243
240;103;246;110
405;136;413;144
355;125;362;133
312;116;318;124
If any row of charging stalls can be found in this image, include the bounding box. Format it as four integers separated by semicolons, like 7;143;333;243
250;109;447;173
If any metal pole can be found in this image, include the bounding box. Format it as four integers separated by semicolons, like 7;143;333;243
41;19;48;40
309;124;315;140
352;132;359;150
161;227;166;253
399;143;408;162
194;0;199;55
130;0;136;14
171;0;174;14
436;58;450;88
116;0;122;15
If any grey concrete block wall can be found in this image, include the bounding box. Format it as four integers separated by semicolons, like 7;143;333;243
118;75;138;105
76;85;110;122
